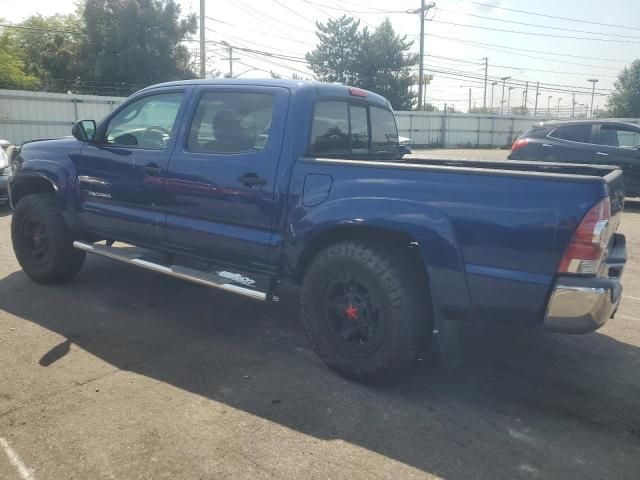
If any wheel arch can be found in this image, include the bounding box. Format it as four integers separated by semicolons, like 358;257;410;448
286;199;473;324
9;173;58;209
294;224;426;284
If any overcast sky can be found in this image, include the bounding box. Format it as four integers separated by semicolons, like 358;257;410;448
3;0;640;113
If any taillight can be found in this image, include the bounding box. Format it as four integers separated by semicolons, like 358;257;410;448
558;198;611;275
511;138;528;154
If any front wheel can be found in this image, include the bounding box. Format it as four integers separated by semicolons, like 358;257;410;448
11;193;85;283
301;240;432;383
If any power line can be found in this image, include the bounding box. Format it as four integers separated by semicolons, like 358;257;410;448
299;0;406;15
430;19;640;44
424;33;631;68
465;0;640;32
435;7;640;40
232;0;315;34
270;0;318;25
205;16;315;46
426;54;619;78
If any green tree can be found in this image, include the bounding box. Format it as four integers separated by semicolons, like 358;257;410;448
604;60;640;117
305;15;361;84
0;27;39;90
306;16;418;109
10;14;82;89
79;0;197;93
352;19;418;110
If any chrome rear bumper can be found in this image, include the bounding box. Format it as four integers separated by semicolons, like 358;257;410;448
543;233;625;334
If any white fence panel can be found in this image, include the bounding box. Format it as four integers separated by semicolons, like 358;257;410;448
0;90;124;144
1;90;638;148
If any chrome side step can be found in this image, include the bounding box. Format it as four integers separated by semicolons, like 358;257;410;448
73;241;268;301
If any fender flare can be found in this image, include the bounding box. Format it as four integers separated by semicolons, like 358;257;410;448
286;197;472;323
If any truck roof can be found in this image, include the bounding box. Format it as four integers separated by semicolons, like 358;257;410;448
141;78;392;109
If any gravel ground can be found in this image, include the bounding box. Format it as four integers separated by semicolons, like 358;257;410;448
1;164;639;479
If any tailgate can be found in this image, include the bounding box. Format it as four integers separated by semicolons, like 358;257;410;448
605;167;625;224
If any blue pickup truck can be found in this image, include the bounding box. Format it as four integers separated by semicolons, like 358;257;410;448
7;79;627;382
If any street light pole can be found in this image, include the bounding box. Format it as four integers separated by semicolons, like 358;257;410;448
482;57;488;109
547;95;553;116
199;0;206;78
587;78;599;118
500;76;510;115
557;97;562;117
507;86;514;115
490;80;498;113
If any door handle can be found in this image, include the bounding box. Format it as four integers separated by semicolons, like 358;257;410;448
144;163;162;176
237;173;267;187
596;152;610;156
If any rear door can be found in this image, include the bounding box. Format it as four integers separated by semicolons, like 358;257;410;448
593;124;640;196
161;86;290;270
544;124;597;163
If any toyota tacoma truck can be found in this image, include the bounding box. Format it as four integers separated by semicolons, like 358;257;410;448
7;80;627;382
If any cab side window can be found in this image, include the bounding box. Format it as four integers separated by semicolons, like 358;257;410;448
105;92;183;149
309;100;398;158
371;107;399;155
187;92;275;154
310;101;351;155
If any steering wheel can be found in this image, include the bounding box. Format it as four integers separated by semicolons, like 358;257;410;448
141;125;171;148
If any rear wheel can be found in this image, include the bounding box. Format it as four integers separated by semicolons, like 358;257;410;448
301;240;432;383
11;193;85;283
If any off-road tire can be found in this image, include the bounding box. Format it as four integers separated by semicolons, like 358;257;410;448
301;240;432;383
11;193;85;283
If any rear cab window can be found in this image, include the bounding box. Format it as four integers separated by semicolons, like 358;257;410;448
309;99;399;159
548;124;593;143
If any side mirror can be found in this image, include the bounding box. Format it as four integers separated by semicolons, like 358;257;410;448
72;120;97;142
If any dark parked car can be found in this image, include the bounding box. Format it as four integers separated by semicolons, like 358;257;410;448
509;120;640;197
0;139;12;204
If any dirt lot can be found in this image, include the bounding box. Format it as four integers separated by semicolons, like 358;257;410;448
1;163;640;479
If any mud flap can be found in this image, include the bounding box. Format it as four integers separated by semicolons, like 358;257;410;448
433;308;462;372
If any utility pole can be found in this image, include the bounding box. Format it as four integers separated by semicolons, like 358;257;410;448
482;57;488;109
468;88;472;113
572;93;576;118
533;81;540;117
199;0;205;78
547;95;553;116
523;81;529;112
222;44;240;78
500;76;510;115
587;78;599;118
413;1;436;110
507;86;514;115
490;80;498;113
557;97;562;117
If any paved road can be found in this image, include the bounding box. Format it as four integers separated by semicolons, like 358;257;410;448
1;197;640;479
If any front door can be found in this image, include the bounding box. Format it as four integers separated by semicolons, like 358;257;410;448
77;89;187;244
161;86;290;271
